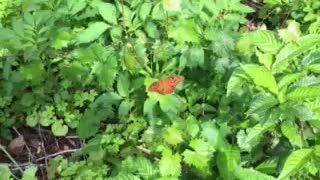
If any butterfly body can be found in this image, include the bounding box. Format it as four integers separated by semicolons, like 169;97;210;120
148;76;184;94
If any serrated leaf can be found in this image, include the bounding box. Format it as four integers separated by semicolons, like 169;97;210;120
278;72;306;90
227;69;246;96
159;148;181;177
280;120;302;147
256;49;273;69
273;34;320;73
75;22;110;44
182;149;209;169
163;126;183;146
135;157;157;179
168;18;199;44
256;158;278;175
278;149;313;179
19;62;46;84
244;121;276;146
201;121;228;151
234;166;276;180
247;30;283;54
247;93;278;115
302;51;320;65
241;64;279;95
286;86;320;100
95;2;118;24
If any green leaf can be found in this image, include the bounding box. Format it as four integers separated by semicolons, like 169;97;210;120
234;166;276;180
0;165;11;180
227;69;246;96
286;86;320;100
187;46;204;68
117;73;130;97
185;116;199;137
256;49;273;70
139;2;152;21
182;149;210;169
280;120;302;147
168;18;199;44
201;121;228;151
278;149;314;179
95;2;118;24
241;64;279;95
96;57;118;90
273;34;320;73
256;158;278;175
163;126;183;146
118;100;133;120
217;147;240;180
22;165;37;180
51;121;68;136
278;72;306;90
247;93;278;115
19;62;46;84
162;0;181;11
247;30;283;54
75;22;110;44
244;121;276;148
159;148;181;177
134;157;157;179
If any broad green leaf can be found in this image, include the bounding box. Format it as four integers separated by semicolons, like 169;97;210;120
273;34;320;73
118;100;133;120
234;166;276;180
227;69;246;96
185;116;199;137
256;49;273;70
159;148;181;177
201;121;228;151
139;2;152;21
51;121;68;136
241;64;279;95
152;3;166;20
286;86;320;100
96;56;118;90
247;93;278;115
244;121;276;147
95;2;118;24
256;158;278;174
247;30;283;54
22;165;37;180
281;120;302;147
117;73;130;97
187;46;204;68
278;149;314;179
75;22;110;44
302;51;320;65
0;165;11;180
278;72;306;90
217;147;240;180
168;18;199;44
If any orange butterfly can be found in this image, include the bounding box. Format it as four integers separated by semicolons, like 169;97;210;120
148;76;184;94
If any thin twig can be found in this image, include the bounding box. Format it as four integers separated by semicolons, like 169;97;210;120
0;144;24;174
35;148;81;162
37;125;48;170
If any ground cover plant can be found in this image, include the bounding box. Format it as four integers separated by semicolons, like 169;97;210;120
1;0;320;179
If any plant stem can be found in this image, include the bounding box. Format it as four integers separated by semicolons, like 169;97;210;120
0;144;24;174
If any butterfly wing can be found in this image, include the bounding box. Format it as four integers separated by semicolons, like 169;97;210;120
148;76;184;94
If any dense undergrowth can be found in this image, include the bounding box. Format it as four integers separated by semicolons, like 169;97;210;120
1;0;320;179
